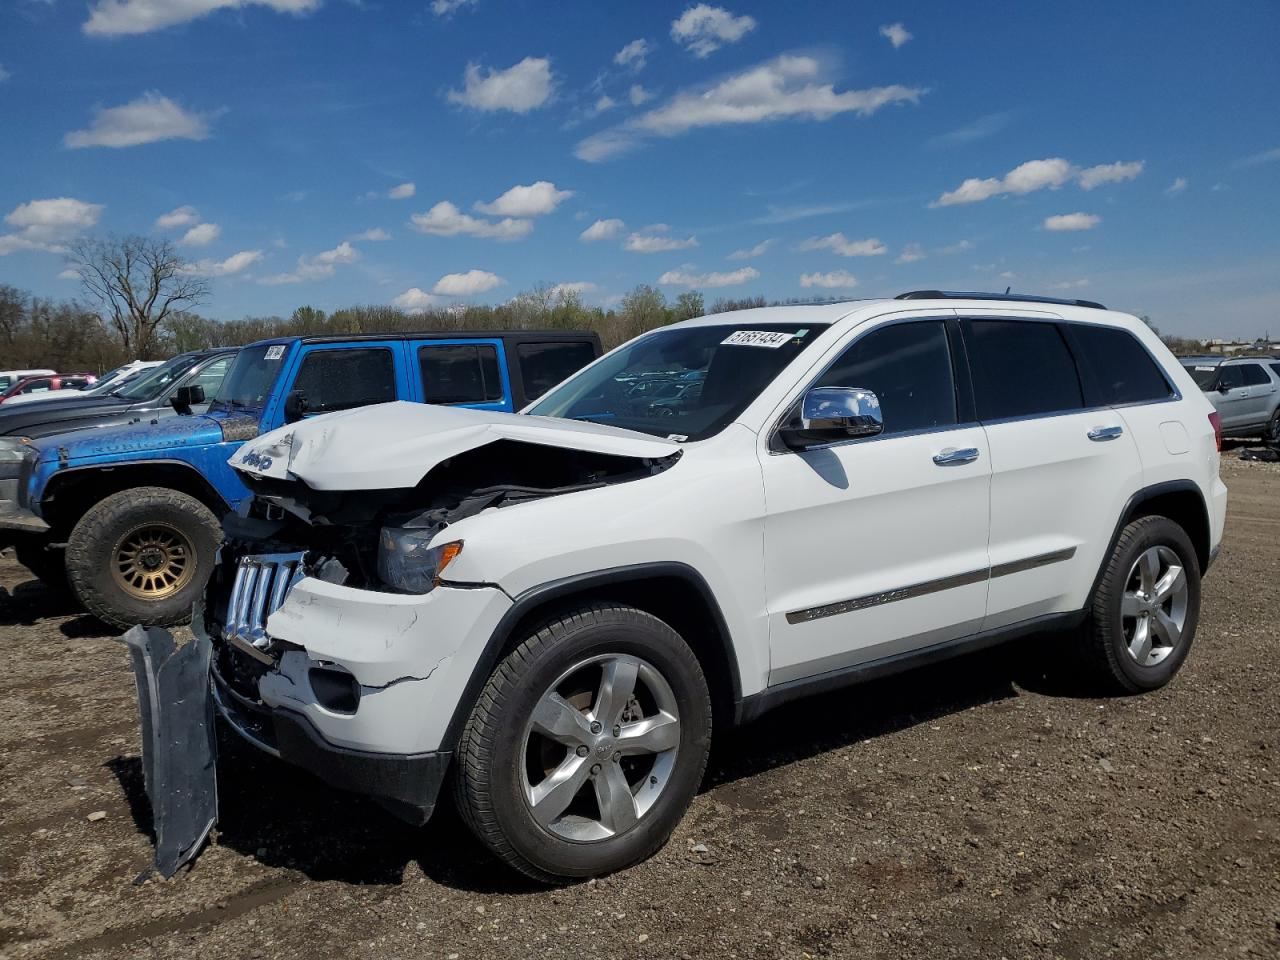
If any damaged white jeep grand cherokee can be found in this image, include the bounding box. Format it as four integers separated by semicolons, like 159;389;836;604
207;292;1227;881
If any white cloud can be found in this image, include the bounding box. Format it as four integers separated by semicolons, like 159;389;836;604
392;287;440;314
180;222;220;246
0;197;105;255
1051;278;1091;289
64;92;215;149
186;249;263;277
258;241;359;284
928;112;1013;148
388;182;415;199
1165;177;1188;196
580;218;625;242
800;270;858;289
430;0;476;17
433;269;503;296
895;243;925;264
1233;146;1280;168
594;95;617;114
879;23;912;48
1043;212;1101;231
933;157;1143;206
659;266;758;287
727;239;773;260
409;201;533;241
624;226;698;253
938;239;973;254
58;268;80;280
447;57;554;114
349;227;391;242
629;84;652;106
83;0;321;35
671;4;756;58
1077;160;1144;189
614;39;650;70
798;232;886;257
548;281;596;297
577;55;923;162
474;180;572;218
0;64;10;83
155;205;200;229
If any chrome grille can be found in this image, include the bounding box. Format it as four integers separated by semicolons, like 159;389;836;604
224;552;306;649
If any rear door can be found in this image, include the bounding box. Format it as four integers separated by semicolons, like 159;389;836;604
409;338;511;411
960;315;1144;630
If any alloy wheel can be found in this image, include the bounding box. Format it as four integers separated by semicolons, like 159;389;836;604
1120;545;1189;667
110;522;196;600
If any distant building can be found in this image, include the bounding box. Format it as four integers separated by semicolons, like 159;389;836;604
1204;337;1280;355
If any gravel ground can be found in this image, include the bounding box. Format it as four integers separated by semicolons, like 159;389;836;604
1;454;1278;960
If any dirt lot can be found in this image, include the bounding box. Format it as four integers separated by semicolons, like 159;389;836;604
1;454;1278;960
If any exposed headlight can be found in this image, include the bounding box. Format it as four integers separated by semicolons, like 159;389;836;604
377;528;463;594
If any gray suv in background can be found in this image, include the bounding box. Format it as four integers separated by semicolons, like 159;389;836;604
1181;356;1280;441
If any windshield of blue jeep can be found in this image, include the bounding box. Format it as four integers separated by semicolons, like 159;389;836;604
210;344;286;413
113;353;204;400
527;323;829;440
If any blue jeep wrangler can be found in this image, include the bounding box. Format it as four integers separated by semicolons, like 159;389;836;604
0;330;601;628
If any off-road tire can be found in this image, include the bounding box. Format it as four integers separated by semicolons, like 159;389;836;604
453;603;712;883
1082;515;1201;693
65;486;222;630
14;542;67;590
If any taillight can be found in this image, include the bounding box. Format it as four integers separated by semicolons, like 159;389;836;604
1208;412;1222;451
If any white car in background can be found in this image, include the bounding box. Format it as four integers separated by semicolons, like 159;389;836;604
209;291;1227;881
0;361;162;406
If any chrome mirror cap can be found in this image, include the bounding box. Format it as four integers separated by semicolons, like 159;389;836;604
800;386;883;438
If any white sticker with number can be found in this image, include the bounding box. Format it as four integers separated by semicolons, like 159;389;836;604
265;345;286;360
722;330;794;349
1194;365;1215;371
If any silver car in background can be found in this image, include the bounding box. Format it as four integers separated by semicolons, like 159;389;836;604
1181;356;1280;441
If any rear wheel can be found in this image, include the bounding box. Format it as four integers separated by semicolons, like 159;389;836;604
65;487;222;630
1082;515;1201;693
1266;407;1280;444
453;603;712;882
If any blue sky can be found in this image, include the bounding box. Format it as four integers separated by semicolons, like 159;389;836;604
1;0;1278;337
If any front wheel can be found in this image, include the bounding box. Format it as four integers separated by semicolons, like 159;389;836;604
65;487;222;630
1082;515;1201;693
453;603;712;882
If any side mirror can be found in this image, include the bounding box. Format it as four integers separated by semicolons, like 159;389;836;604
1217;382;1232;394
169;384;205;415
283;390;308;424
779;386;883;450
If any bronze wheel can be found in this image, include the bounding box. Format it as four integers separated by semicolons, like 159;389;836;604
109;522;196;600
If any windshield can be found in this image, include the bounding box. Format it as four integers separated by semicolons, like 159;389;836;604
1182;362;1221;391
210;344;287;413
528;323;829;440
114;354;203;401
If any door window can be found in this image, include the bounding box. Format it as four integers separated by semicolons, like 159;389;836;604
966;320;1084;420
516;341;598;401
184;356;233;397
1240;364;1270;387
291;347;396;413
815;320;957;435
20;379;52;394
1066;324;1174;405
419;344;503;403
1216;365;1245;391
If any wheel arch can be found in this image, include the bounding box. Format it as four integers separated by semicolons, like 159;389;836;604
1093;481;1212;598
441;562;744;753
41;461;231;537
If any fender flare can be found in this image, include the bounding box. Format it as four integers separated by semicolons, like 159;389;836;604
42;459;233;520
439;561;744;752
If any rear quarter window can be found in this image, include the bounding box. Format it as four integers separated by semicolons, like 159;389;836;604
516;341;599;401
1065;324;1175;406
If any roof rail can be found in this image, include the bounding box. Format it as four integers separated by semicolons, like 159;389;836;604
895;290;1107;311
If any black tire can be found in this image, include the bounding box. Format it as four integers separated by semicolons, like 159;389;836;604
65;486;222;630
453;603;712;883
14;542;67;590
1267;407;1280;444
1082;515;1201;693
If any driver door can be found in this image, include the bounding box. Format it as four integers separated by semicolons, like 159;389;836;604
760;317;992;683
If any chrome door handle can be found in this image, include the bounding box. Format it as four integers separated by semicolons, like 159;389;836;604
1087;425;1124;442
933;446;980;465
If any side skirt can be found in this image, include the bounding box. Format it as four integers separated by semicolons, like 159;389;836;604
734;609;1087;726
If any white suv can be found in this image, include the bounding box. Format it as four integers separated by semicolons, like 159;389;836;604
208;292;1228;881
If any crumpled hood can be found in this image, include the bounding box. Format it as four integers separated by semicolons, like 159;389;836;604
229;400;681;490
36;412;224;462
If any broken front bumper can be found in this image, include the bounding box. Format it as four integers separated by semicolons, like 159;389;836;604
204;573;512;823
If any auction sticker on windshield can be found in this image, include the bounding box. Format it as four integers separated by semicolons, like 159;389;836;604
265;345;286;361
722;330;797;348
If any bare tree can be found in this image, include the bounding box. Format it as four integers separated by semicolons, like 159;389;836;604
67;235;209;359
